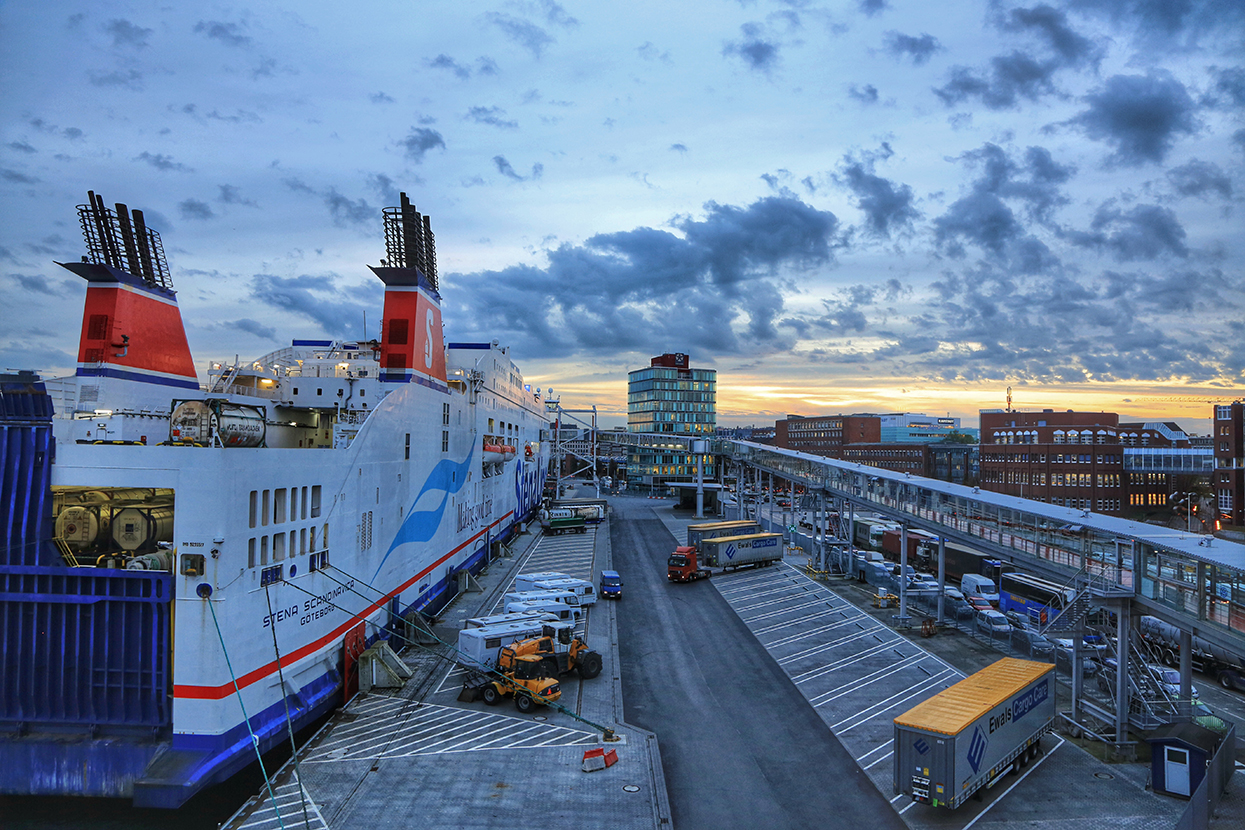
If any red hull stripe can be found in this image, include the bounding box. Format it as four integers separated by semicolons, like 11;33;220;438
173;511;515;701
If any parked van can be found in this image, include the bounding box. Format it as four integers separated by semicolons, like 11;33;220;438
961;573;999;604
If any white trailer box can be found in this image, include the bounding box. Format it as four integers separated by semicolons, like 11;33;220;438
505;599;583;622
464;611;558;629
525;577;597;606
504;589;584;608
514;572;571;592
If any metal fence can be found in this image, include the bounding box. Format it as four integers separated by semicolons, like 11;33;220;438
1175;722;1237;830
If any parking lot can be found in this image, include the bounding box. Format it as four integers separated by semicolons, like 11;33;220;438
713;561;1190;829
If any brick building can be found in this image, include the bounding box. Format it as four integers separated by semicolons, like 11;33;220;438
979;409;1201;518
774;414;879;454
1214;402;1244;528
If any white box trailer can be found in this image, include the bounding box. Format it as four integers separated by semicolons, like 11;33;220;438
457;619;573;669
514;571;571;591
697;532;783;570
464;611;559;629
505;599;583;622
893;658;1055;809
525;577;596;605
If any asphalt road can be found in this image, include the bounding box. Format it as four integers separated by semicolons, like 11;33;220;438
611;498;906;830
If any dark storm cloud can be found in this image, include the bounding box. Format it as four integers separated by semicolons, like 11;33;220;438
477;57;499;75
835;158;920;238
8;141;36;153
1072;0;1245;43
11;274;58;295
104;19;152;49
194;20;251;48
995;5;1100;68
1;169;40;184
849;84;879;103
858;0;890;16
1166;159;1232;199
323;189;374;227
670;143;689;153
883;32;941;65
932;143;1073;269
1066;71;1198;166
537;0;579;28
1209;66;1245;107
888;261;1225;383
723;23;780;73
179;199;214;220
485;13;554;57
444;196;841;357
135;151;192;172
397;127;446;163
428;54;471;79
637;42;672;63
224;318;277;340
934;52;1059;109
367;173;401;206
280;179;380;228
466;106;518;129
217;184;257;206
492;156;543;181
370;92;395;104
249;274;382;339
89;69;144;90
1063;202;1189;261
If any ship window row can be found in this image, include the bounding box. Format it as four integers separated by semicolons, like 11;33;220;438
249;522;328;568
250;485;322;528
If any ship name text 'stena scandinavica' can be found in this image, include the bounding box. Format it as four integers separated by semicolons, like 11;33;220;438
0;191;550;807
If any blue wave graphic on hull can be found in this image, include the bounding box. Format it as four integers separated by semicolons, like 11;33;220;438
371;447;474;582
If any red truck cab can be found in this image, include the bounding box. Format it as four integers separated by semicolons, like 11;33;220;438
668;546;710;582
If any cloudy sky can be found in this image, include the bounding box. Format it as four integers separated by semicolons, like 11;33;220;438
1;1;1241;431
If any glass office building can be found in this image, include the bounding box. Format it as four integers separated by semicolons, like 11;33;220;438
627;353;716;487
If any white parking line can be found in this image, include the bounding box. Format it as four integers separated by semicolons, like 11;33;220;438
830;669;955;731
960;737;1065;829
807;653;929;703
863;750;894;770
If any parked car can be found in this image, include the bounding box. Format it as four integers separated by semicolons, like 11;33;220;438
1005;610;1038;631
975;609;1012;638
1147;664;1200;700
1052;638;1102;679
947;597;976;621
966;595;993;613
1011;628;1056;659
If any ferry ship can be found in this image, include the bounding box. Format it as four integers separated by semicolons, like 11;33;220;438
0;191;550;807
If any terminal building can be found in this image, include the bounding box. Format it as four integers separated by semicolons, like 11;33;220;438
626;353;716;491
